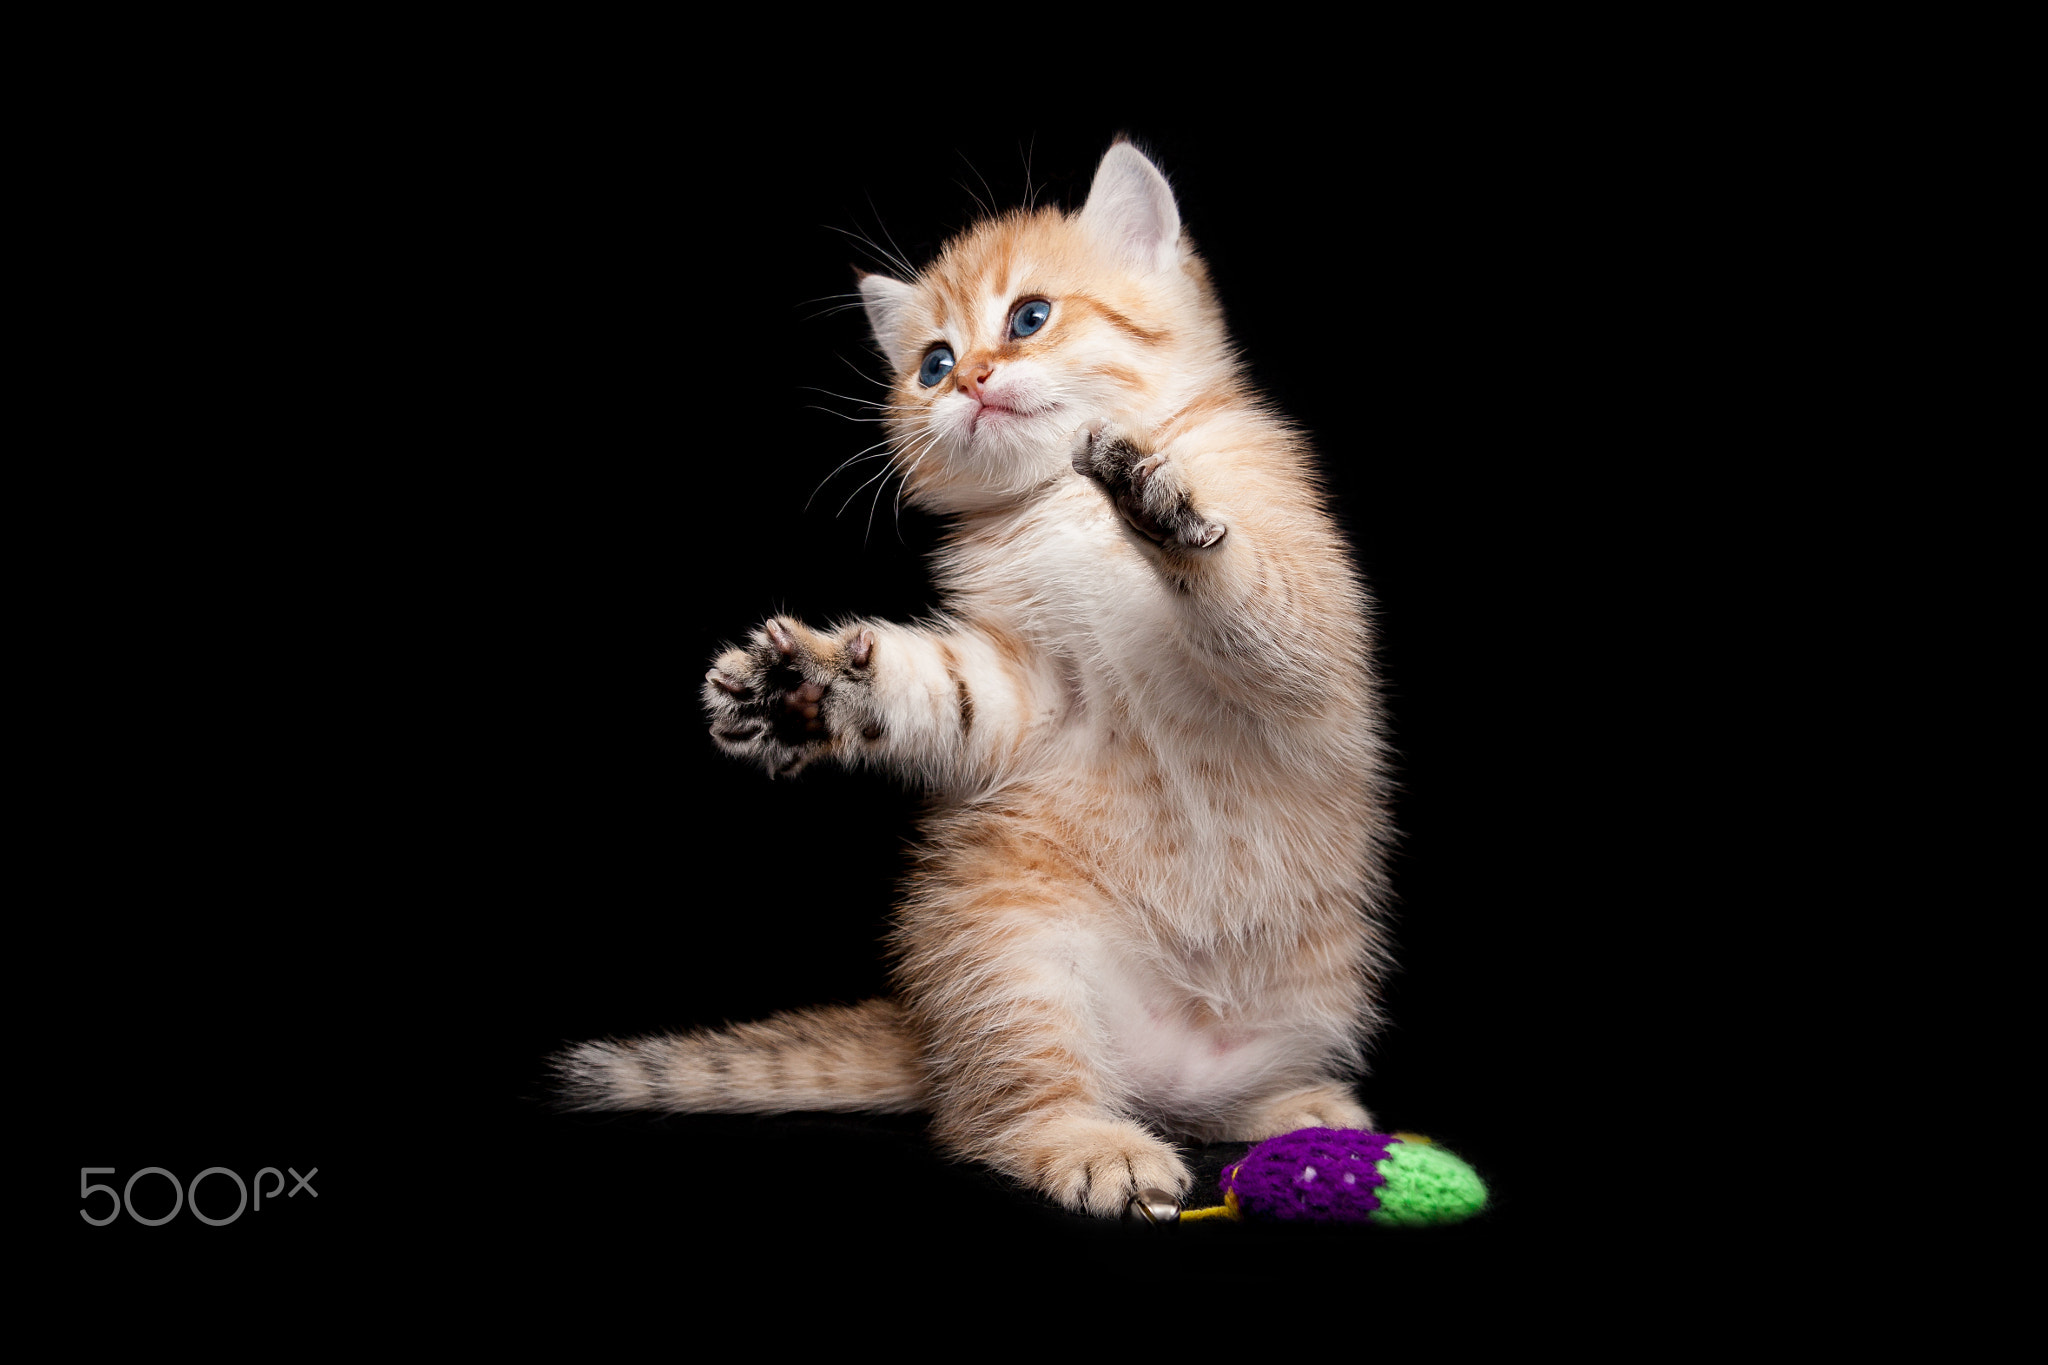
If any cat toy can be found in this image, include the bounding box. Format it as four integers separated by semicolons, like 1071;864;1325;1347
1124;1130;1488;1226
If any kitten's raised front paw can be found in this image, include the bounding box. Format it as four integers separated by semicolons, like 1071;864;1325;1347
1070;424;1226;552
702;617;876;777
1025;1116;1193;1219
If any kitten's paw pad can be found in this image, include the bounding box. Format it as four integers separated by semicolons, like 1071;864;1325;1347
701;618;875;776
1071;425;1226;551
1031;1118;1192;1219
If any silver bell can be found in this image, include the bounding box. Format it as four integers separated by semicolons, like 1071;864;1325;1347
1122;1188;1183;1225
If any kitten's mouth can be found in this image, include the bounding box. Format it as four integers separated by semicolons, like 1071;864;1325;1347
972;401;1054;434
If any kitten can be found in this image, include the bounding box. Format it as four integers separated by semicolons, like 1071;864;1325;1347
555;140;1396;1218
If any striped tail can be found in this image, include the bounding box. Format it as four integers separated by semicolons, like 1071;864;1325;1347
552;998;929;1114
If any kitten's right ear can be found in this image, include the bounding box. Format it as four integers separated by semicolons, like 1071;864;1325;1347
857;270;919;373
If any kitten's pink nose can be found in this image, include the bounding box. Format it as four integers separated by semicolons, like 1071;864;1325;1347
959;363;995;400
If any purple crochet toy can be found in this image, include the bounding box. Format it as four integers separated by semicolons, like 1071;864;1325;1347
1173;1129;1487;1226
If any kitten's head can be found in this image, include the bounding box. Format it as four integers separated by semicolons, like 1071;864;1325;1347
858;141;1229;514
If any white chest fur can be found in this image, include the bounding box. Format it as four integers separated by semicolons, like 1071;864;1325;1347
1089;940;1325;1127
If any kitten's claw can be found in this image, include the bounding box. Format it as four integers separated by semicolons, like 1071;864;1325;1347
1072;425;1227;552
702;617;878;777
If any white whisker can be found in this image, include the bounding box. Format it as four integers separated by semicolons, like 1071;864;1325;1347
825;223;916;281
863;192;918;282
833;352;898;391
800;385;890;412
837;452;905;520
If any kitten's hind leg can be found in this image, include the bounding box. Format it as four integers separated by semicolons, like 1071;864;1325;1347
902;836;1193;1217
923;1000;1195;1217
1229;1081;1375;1140
1012;1113;1193;1219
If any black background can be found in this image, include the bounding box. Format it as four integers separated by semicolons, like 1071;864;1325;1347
55;57;1724;1294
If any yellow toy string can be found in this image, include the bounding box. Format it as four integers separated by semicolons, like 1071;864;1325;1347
1178;1191;1240;1222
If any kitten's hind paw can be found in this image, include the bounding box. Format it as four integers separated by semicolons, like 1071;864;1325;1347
702;617;876;778
1230;1082;1374;1141
1024;1116;1193;1219
1071;424;1226;552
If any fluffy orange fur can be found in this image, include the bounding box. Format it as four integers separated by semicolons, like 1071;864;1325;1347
557;141;1395;1217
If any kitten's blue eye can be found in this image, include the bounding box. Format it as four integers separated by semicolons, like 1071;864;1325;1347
918;347;955;388
1010;299;1050;338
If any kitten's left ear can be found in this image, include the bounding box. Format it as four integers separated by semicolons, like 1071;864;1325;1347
858;270;919;373
1079;141;1183;275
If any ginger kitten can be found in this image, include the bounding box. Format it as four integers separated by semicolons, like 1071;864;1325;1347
556;140;1395;1217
